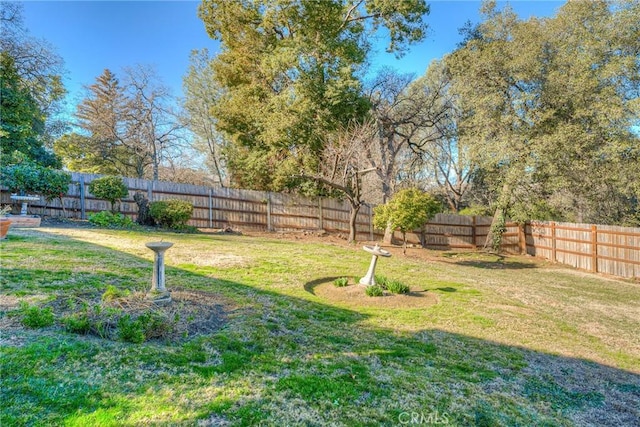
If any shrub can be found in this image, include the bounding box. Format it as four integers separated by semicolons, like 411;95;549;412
61;312;91;334
116;311;176;343
333;277;349;287
88;176;128;212
386;280;410;294
365;285;384;297
38;167;72;202
0;161;70;199
88;211;135;228
150;199;193;229
138;311;176;339
19;302;55;328
117;314;146;343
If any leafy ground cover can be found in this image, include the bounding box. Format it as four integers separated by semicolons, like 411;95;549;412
1;226;639;426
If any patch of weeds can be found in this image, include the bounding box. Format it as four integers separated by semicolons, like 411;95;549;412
365;285;384;297
138;311;177;340
333;277;349;287
473;399;499;427
163;224;199;234
277;374;359;402
115;311;177;343
18;302;54;328
102;285;130;302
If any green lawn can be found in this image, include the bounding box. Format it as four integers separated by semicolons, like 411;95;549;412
1;227;639;426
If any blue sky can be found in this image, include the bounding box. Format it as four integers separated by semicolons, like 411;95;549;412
21;0;565;107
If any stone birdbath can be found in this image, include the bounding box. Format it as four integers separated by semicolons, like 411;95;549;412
146;241;174;304
10;194;40;216
359;244;391;286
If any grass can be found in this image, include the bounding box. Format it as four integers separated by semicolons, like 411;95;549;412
1;227;639;426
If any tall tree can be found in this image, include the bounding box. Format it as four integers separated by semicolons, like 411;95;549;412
362;66;456;205
73;69;142;176
67;67;185;179
0;2;66;166
197;0;429;191
300;119;378;243
447;0;640;234
406;60;473;212
182;49;227;186
125;64;186;181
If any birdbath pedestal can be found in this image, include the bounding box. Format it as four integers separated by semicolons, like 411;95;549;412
359;244;391;286
146;241;173;304
10;194;41;216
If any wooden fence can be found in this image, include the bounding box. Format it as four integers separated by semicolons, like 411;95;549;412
1;172;638;278
0;173;379;241
526;221;640;279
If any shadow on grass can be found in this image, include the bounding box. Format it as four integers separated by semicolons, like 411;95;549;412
454;260;538;270
1;228;639;427
302;276;342;296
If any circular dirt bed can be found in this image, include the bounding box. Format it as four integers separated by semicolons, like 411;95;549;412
1;288;233;344
307;280;439;309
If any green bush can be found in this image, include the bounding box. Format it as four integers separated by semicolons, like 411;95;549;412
0;161;70;200
150;199;193;229
88;176;128;212
19;302;55;328
365;285;384;297
333;277;349;287
386;280;410;294
88;211;135;228
38;167;72;202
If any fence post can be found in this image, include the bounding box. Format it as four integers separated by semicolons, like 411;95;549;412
208;188;213;229
266;191;272;232
591;225;598;273
147;180;153;201
79;176;86;220
551;222;557;262
472;216;477;248
318;197;324;231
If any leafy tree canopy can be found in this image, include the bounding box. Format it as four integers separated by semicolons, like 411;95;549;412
446;0;640;225
197;0;429;191
373;187;442;253
0;2;66;167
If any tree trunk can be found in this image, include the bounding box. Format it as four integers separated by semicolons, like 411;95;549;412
382;222;394;244
483;182;511;252
348;203;360;243
134;191;154;226
402;231;407;255
58;196;67;218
